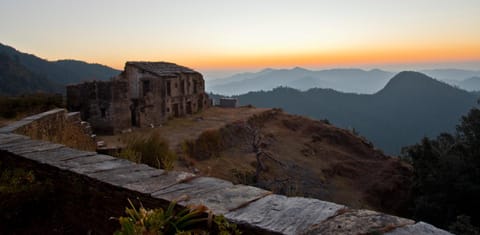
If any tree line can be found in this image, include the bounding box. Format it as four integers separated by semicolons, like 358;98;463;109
403;107;480;234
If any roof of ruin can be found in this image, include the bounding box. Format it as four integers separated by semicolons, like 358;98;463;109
126;61;199;77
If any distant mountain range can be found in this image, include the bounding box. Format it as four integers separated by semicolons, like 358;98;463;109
207;67;480;95
421;69;480;82
207;68;394;95
421;69;480;91
0;43;120;95
455;76;480;91
214;71;479;155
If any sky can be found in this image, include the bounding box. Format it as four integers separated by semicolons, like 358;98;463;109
1;0;480;78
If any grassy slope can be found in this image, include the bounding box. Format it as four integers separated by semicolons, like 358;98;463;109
102;107;412;216
188;110;412;215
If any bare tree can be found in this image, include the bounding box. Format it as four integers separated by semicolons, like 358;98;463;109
244;124;284;182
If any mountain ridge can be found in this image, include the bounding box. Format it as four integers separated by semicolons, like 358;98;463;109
377;71;466;95
208;67;480;95
207;67;394;95
0;53;59;95
0;43;120;94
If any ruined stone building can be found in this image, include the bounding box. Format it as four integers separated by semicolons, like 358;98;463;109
67;62;210;134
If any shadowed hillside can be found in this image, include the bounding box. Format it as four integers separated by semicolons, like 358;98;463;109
0;53;58;95
0;43;119;94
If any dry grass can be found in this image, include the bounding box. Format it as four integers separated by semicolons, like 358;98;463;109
98;106;269;150
13;114;96;151
116;132;176;170
180;111;412;215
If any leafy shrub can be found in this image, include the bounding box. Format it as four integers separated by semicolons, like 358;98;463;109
183;129;223;160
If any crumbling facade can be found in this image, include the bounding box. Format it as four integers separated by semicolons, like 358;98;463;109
67;62;210;134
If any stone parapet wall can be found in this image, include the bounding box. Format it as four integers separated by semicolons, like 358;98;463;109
0;109;96;151
0;110;452;235
0;109;65;135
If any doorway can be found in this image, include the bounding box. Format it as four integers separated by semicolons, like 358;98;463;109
198;96;203;110
186;101;192;114
173;103;180;117
130;100;140;127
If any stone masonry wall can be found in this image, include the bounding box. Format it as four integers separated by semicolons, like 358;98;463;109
0;110;452;235
110;79;131;133
67;80;133;134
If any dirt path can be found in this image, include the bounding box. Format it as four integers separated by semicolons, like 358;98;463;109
98;107;270;150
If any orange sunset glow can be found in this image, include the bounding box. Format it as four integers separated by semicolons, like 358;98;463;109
1;0;479;76
177;46;480;70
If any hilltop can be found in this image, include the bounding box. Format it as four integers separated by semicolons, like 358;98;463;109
99;106;412;216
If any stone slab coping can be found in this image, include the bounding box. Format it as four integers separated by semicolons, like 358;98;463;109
0;108;66;134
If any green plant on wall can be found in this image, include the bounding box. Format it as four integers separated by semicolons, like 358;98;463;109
115;199;242;235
